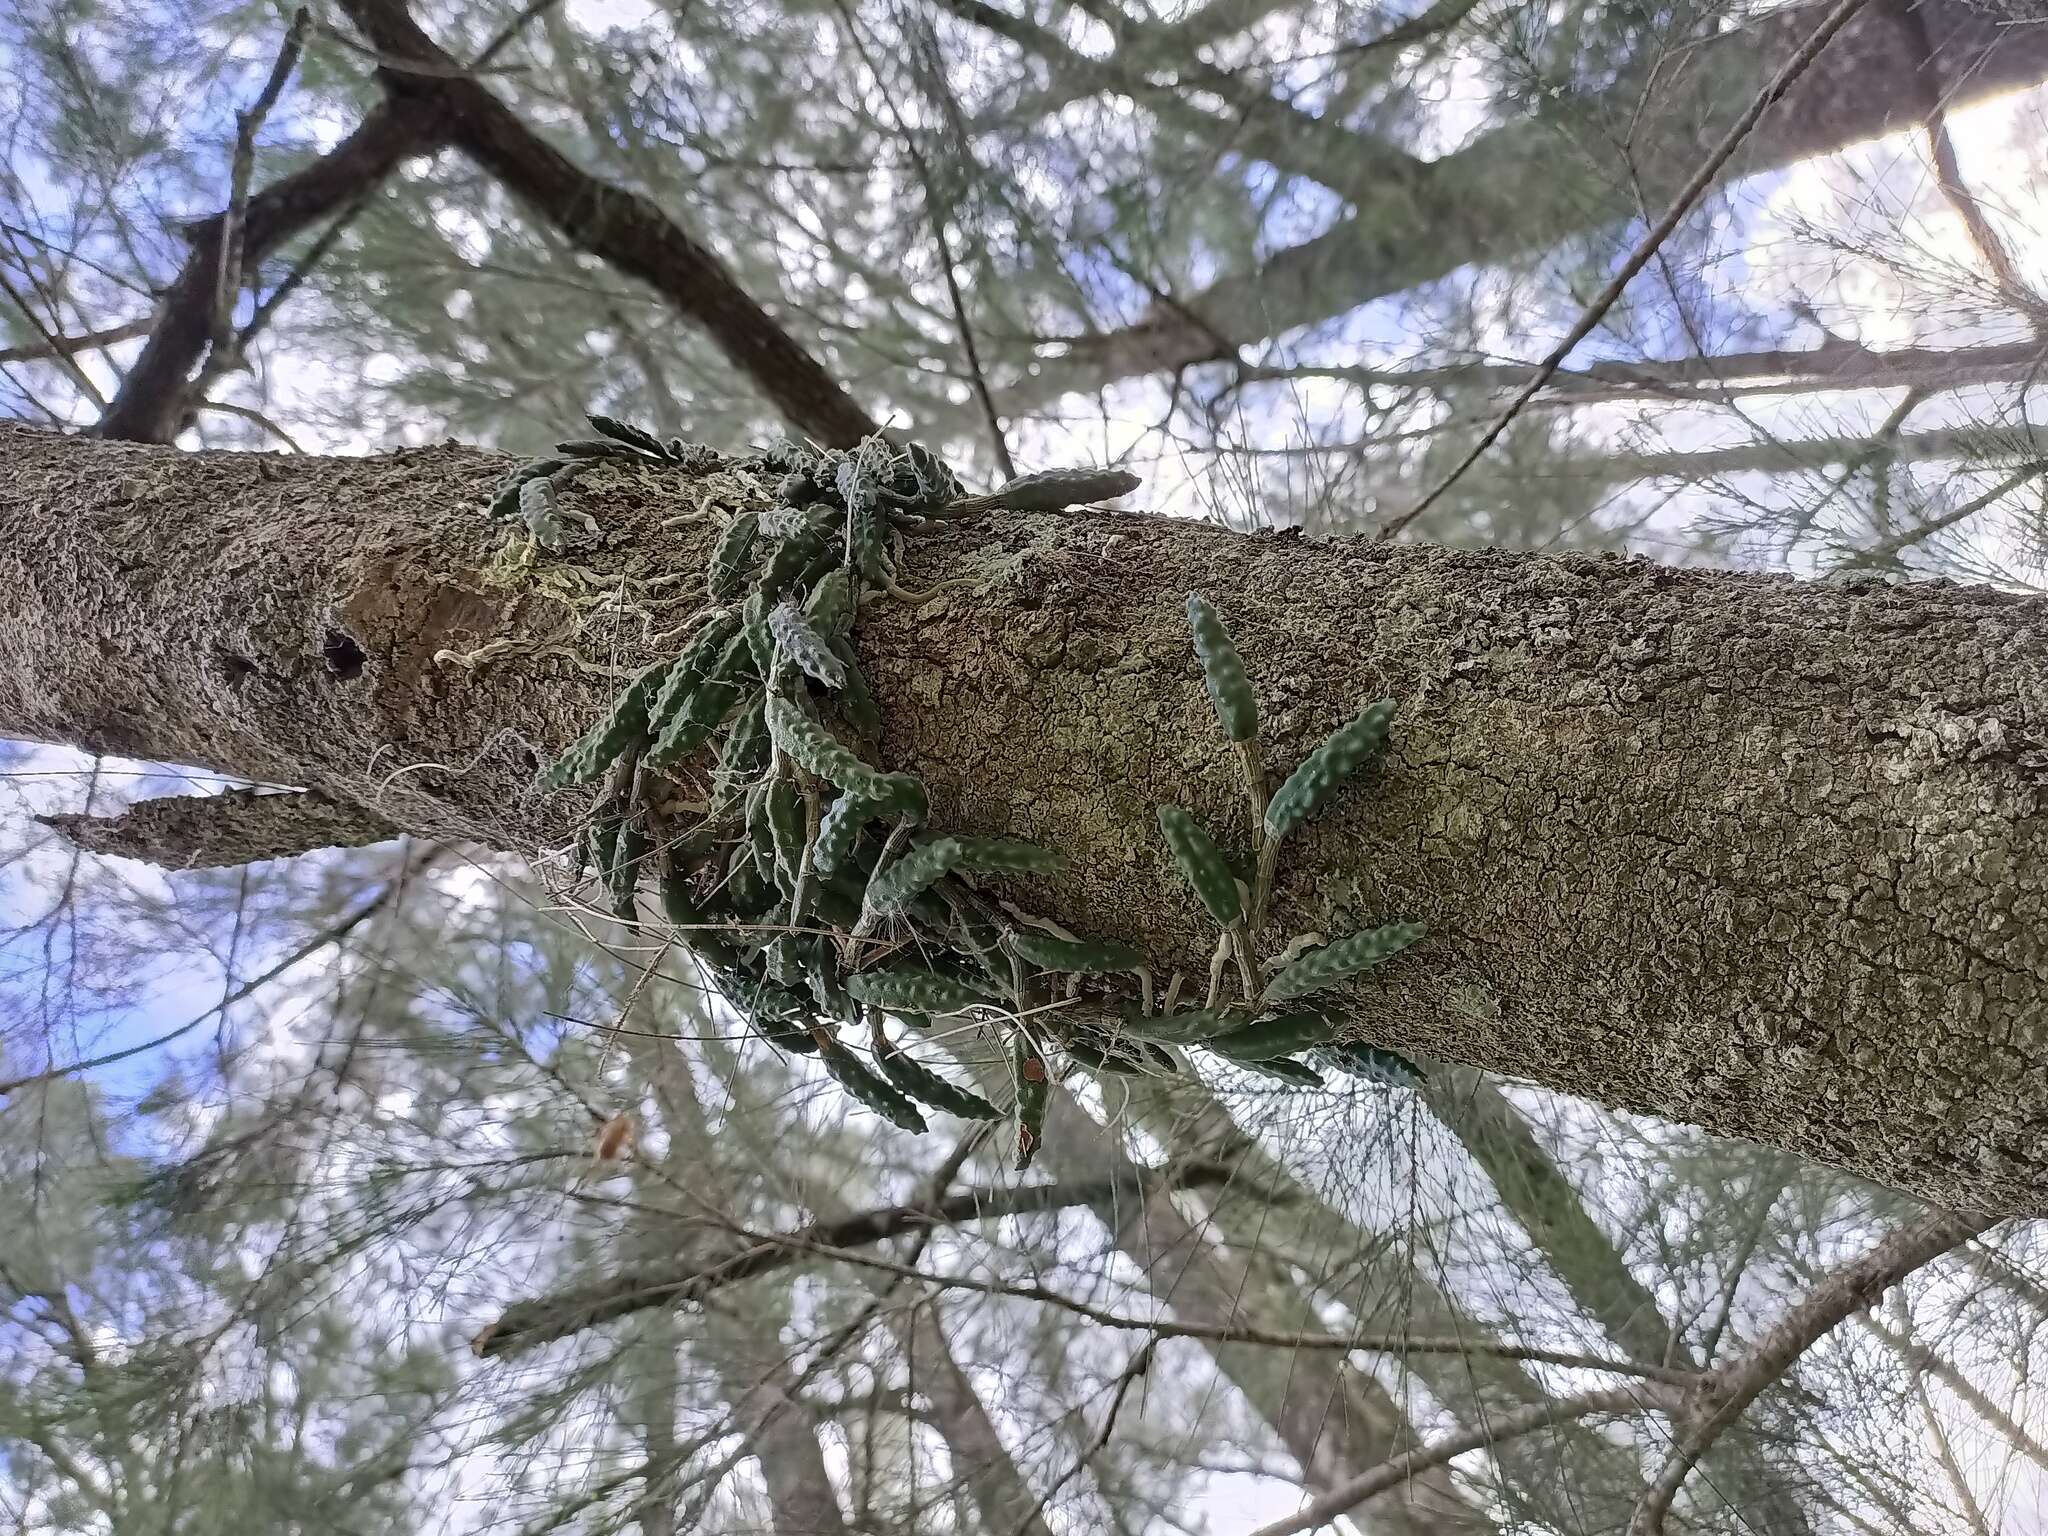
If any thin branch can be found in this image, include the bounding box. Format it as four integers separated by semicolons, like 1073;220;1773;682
470;0;565;73
0;845;437;1097
188;188;377;419
1003;4;2048;413
1006;1340;1156;1536
197;399;306;451
474;1158;1239;1355
307;15;529;78
1628;1206;1997;1536
1250;1384;1678;1536
213;9;312;360
337;0;879;447
875;13;1015;477
1885;0;2045;328
96;93;449;442
1377;0;1876;538
0;265;103;407
1838;458;2048;569
723;1237;1707;1385
0;318;152;365
1335;0;1482;56
1231;336;2048;410
1855;1312;2048;1476
1908;1336;1996;1536
911;86;1014;474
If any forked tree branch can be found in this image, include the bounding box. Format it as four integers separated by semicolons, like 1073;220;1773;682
335;0;879;447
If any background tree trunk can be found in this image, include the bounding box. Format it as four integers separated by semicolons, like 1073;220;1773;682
3;423;2044;1213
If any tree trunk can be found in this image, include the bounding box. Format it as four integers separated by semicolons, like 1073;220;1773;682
3;424;2044;1214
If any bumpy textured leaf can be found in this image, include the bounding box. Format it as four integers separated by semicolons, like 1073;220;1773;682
816;1038;929;1131
1187;592;1257;742
739;981;822;1053
848;501;889;582
1234;1055;1325;1088
1012;1034;1050;1170
1063;1030;1173;1077
766;773;806;883
608;820;650;917
805;567;855;638
766;695;869;781
757;436;818;474
744;782;779;882
770;600;848;688
864;773;929;824
1156;804;1242;926
903;441;962;504
1115;1007;1253;1045
812;792;878;877
765;698;927;820
865;836;1064;915
648;612;741;730
708;510;760;596
1205;1011;1342;1062
847;966;992;1014
538;661;669;789
757;922;796;983
1262;922;1425;1003
489;457;567;520
724;846;774;914
873;1042;1002;1119
1265;699;1397;840
743;591;776;678
813;884;862;933
1007;930;1145;975
584;808;623;887
828;638;881;737
587;411;666;456
710;694;769;812
755;525;828;603
759;501;810;540
519;477;596;552
647;633;751;766
1315;1043;1426;1086
554;437;635;459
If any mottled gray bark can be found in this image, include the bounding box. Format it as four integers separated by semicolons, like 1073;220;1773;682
2;424;2045;1212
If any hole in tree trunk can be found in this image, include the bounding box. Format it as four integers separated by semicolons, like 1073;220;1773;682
322;630;366;681
219;654;256;687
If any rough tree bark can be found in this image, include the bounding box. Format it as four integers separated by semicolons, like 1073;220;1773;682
3;423;2044;1213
